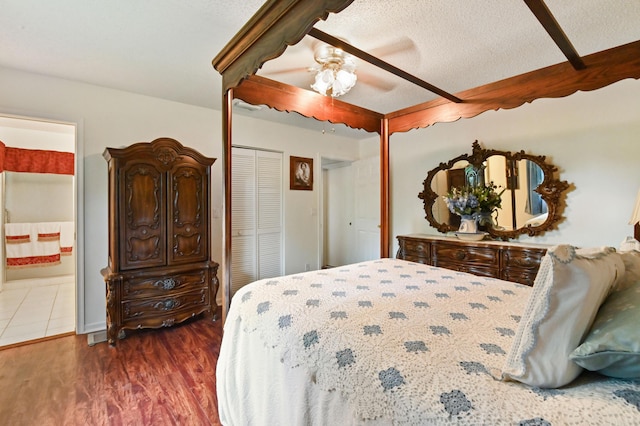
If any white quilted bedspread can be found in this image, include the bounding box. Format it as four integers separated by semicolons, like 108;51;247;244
221;258;640;425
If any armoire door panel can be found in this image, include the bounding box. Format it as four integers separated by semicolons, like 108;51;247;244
174;233;202;257
119;161;166;270
168;164;208;264
127;235;161;261
172;166;202;226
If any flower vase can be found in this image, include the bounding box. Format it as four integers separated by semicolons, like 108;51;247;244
458;215;478;234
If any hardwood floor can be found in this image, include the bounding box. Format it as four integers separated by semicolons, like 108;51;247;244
0;313;223;425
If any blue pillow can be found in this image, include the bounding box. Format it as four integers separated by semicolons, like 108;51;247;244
570;279;640;378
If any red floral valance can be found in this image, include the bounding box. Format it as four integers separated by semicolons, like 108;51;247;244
0;141;74;175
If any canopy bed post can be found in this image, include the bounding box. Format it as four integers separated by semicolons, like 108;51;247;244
222;88;233;321
380;118;390;258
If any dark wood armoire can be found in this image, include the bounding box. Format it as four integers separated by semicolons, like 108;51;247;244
101;138;218;346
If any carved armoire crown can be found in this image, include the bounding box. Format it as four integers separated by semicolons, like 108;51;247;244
101;138;218;346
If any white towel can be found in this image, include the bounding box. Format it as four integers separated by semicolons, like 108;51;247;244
60;221;74;255
5;222;61;268
37;222;61;241
5;223;31;243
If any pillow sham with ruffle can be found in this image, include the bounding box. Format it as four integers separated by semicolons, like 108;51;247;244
502;245;624;388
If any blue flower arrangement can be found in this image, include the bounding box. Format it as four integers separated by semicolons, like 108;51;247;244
444;183;504;217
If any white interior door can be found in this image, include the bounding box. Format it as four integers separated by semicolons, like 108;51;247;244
322;156;379;267
353;156;380;262
322;160;354;267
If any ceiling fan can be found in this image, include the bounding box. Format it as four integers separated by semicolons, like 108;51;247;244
258;34;418;96
309;43;358;97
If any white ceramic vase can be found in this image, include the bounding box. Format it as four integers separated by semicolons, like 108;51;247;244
458;215;478;233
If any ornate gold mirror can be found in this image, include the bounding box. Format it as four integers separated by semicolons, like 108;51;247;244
419;141;570;240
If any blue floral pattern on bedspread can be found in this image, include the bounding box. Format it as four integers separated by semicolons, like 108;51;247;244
230;259;640;425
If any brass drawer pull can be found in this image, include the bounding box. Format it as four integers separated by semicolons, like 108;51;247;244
155;299;177;310
455;250;466;260
154;278;176;290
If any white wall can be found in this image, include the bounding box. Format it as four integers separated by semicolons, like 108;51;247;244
388;78;640;254
0;66;366;333
231;116;364;274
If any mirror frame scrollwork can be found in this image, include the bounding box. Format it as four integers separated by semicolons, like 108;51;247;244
418;141;570;240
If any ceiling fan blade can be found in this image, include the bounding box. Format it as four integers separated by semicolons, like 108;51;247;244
357;70;396;92
368;36;417;58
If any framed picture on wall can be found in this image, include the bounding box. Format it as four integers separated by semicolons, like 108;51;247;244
290;156;313;190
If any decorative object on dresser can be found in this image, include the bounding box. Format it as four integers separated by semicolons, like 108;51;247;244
419;141;570;240
444;182;504;240
101;138;219;346
396;234;546;286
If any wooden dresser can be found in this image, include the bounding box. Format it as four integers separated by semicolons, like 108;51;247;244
396;234;547;286
101;138;219;346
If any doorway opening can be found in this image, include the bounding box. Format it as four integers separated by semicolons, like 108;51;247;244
0;115;77;348
321;155;380;269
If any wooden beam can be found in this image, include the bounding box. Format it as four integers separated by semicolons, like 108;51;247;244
524;0;586;70
234;74;384;134
308;28;462;103
212;0;355;91
387;40;640;134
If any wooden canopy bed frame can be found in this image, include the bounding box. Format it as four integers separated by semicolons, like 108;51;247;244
212;0;640;317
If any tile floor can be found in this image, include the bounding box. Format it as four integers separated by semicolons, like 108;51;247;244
0;275;75;347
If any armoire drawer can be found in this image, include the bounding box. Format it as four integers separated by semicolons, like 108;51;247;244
122;288;209;322
122;269;208;298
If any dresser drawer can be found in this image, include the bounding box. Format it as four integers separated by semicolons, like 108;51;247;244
122;287;209;322
433;242;499;267
402;254;431;265
502;269;539;286
437;261;497;278
502;247;546;271
501;247;546;286
123;268;208;298
402;239;430;257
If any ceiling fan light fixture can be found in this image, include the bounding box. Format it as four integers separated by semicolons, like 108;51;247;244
311;69;335;96
310;44;357;97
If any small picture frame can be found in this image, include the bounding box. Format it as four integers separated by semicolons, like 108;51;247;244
290;156;313;190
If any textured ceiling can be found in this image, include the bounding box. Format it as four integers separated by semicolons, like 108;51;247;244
2;1;640;138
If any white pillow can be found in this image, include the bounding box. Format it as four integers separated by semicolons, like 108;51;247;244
616;250;640;291
501;245;625;388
